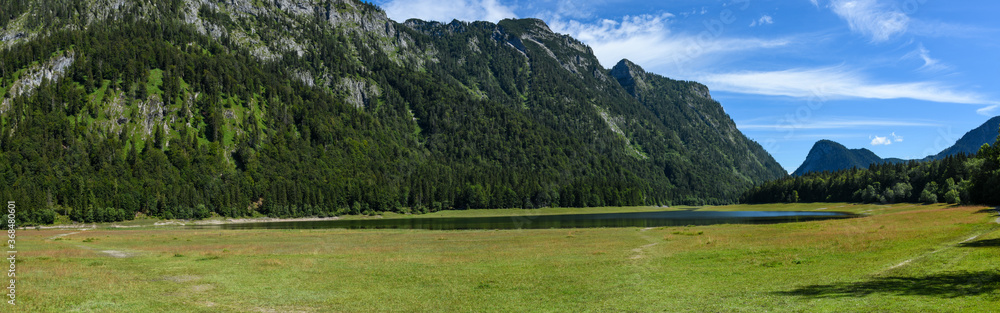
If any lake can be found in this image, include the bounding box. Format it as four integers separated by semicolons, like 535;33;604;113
189;210;859;230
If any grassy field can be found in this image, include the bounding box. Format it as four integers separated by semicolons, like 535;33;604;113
14;203;1000;312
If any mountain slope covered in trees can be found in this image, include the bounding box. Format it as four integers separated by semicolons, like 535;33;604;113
792;116;1000;176
744;132;1000;205
925;116;1000;161
0;0;786;225
791;140;889;176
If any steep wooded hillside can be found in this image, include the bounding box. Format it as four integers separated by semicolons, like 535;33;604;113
0;0;785;224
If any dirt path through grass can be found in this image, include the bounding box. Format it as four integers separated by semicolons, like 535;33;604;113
46;229;90;240
45;228;138;258
885;230;994;272
629;227;662;260
883;208;999;273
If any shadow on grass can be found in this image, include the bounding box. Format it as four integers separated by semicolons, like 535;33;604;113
973;208;999;214
961;238;1000;248
777;271;1000;298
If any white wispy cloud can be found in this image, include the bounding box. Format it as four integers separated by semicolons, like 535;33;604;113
548;13;789;69
977;105;999;116
738;119;939;130
810;0;820;7
829;0;909;42
871;135;892;145
381;0;516;23
750;15;774;27
891;132;903;142
699;66;998;106
903;43;948;72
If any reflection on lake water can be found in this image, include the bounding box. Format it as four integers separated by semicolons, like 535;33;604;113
189;210;860;230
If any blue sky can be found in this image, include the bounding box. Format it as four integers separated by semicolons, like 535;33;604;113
371;0;1000;172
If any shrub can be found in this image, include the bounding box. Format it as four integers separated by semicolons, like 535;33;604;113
919;189;938;204
944;189;961;204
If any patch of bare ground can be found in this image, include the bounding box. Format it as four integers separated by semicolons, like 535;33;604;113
100;250;133;258
161;275;201;283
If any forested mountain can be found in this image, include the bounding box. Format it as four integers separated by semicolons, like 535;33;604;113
0;0;785;225
792;116;1000;176
791;140;889;176
609;60;786;191
925;116;1000;161
741;132;1000;205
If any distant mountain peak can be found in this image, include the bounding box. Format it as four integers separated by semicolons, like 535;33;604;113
812;139;845;150
792;140;885;176
612;59;643;74
610;59;648;96
793;116;1000;176
810;139;877;156
925;115;1000;161
503;18;552;32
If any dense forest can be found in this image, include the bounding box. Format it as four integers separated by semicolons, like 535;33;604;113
741;133;1000;206
0;0;786;226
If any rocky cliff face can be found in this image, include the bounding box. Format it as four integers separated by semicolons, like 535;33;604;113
609;60;648;95
5;52;75;99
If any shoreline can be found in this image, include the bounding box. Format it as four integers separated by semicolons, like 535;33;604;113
32;216;345;230
186;216;342;225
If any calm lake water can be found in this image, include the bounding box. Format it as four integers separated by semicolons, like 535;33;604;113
190;210;859;230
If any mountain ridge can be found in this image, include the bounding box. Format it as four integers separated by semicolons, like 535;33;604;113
792;117;1000;175
925;116;1000;161
0;0;785;224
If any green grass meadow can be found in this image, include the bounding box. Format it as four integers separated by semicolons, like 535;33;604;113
13;203;1000;312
